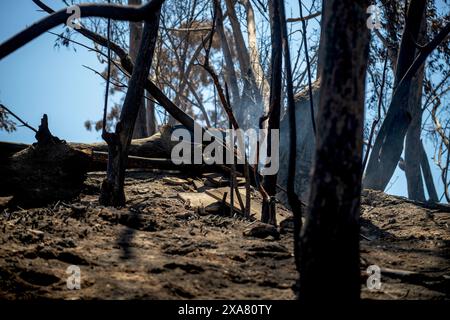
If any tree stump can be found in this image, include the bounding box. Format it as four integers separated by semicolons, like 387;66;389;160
6;115;90;206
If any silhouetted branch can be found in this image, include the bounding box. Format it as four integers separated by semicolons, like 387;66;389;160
280;0;303;271
102;0;112;140
0;0;164;59
0;104;37;133
394;22;450;95
286;11;321;23
298;0;316;136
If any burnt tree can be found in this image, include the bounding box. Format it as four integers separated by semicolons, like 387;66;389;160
298;0;369;301
279;0;303;272
261;0;283;226
363;0;428;191
404;10;427;202
99;3;163;206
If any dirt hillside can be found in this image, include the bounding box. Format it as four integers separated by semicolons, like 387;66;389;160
0;170;448;300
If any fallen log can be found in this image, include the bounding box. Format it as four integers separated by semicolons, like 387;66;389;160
1;148;230;205
0;121;240;206
0;125;177;203
1;125;248;175
0;124;176;161
2;115;91;206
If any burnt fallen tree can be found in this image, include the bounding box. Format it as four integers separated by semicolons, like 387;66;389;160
0;117;239;206
0;125;177;160
2;114;90;206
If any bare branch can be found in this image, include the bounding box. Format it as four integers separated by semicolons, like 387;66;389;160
0;0;164;59
82;65;127;88
363;53;388;171
164;27;211;32
395;21;450;94
280;0;303;271
286;11;321;23
297;0;316;135
102;1;112;140
0;104;38;133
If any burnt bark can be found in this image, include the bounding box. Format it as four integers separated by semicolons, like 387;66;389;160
2;115;90;206
420;141;439;202
404;73;426;201
99;7;162;207
299;0;369;301
405;13;427;201
261;0;283;226
405;112;426;201
279;0;302;271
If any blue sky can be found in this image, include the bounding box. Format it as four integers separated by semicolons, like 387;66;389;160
0;0;105;143
0;0;447;201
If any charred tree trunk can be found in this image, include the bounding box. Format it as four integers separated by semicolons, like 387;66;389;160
405;114;426;201
420;141;439;202
363;0;427;191
405;15;426;201
129;0;149;139
99;6;162;207
405;13;426;202
405;71;426;201
299;0;369;301
279;0;302;271
3;115;90;206
261;0;283;226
